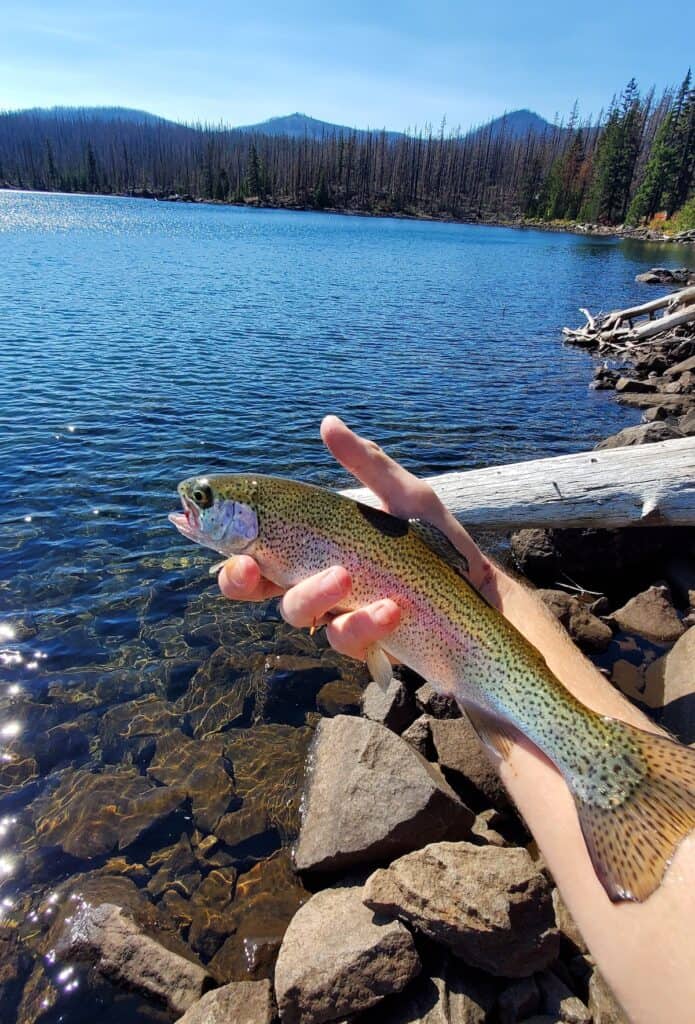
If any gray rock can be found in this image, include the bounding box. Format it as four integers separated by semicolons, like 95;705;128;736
595;421;682;450
54;901;210;1014
274;885;420;1024
678;408;695;435
588;970;628;1024
362;677;416;733
363;841;559;977
610;584;685;644
359;952;495;1023
176;980;275;1024
614;376;656;393
647;626;695;742
415;681;462;719
536;589;613;653
537;970;591;1023
401;714;435;759
293;716;473;874
429;716;510;809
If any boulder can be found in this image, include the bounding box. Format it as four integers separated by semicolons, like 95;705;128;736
613;376;656;393
536;590;613;653
401;715;436;759
415;681;462;719
54;901;210;1014
363;842;559;977
293;716;473;874
274;885;421;1024
610;585;685;644
429;716;510;810
362;677;416;733
594;421;682;450
176;980;275;1024
357;951;495;1023
647;627;695;742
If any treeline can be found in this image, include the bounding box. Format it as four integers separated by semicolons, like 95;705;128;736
0;73;693;226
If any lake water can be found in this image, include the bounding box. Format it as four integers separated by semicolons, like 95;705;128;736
0;190;693;1020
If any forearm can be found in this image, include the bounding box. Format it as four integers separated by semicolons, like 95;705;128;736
484;563;695;1024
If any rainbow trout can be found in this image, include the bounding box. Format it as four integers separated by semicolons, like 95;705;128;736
170;473;695;902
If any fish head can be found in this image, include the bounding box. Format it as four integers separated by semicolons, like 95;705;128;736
169;475;259;556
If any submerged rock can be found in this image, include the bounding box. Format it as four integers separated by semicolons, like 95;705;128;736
363;841;559;977
176;979;275;1024
209;850;310;983
177;648;251;739
33;765;185;858
293;716;474;874
274;884;421;1024
147;730;234;832
54;901;210;1014
99;695;182;765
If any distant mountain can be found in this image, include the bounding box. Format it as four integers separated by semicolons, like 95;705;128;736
4;105;558;142
6;106;171;126
471;109;558;140
236;112;404;142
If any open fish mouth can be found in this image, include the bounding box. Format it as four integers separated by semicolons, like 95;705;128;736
168;493;201;538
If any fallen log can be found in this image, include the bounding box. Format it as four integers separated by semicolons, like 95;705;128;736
343;437;695;529
564;285;695;347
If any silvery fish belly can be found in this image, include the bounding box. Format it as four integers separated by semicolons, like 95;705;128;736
170;472;695;903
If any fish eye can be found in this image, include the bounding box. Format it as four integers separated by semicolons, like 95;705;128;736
191;483;213;509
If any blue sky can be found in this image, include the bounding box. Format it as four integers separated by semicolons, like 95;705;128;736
1;1;693;130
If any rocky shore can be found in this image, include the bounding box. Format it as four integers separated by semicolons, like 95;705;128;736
2;269;694;1024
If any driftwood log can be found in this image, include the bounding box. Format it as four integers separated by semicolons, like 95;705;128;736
563;285;695;352
343;437;695;529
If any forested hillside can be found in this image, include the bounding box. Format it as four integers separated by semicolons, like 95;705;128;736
1;73;693;227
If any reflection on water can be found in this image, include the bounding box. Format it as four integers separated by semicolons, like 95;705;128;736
0;191;693;1021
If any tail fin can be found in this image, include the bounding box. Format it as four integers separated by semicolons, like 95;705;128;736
574;721;695;902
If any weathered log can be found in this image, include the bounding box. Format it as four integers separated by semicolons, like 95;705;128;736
630;304;695;341
342;437;695;529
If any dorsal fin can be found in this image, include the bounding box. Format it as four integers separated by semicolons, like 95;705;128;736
408;519;470;578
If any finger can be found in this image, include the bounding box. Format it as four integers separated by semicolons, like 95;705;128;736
218;556;283;602
320;414;433;520
326;599;401;661
279;566;352;629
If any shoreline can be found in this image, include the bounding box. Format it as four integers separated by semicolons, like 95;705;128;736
2;182;694;246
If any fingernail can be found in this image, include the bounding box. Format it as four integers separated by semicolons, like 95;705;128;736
224;559;246;588
373;600;397;627
324;567;348;595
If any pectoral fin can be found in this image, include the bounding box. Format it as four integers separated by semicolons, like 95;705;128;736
366;645;393;690
466;706;517;760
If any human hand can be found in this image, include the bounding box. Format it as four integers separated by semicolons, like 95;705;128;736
218;415;494;660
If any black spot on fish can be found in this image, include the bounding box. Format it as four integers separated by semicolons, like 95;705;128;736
356;502;409;537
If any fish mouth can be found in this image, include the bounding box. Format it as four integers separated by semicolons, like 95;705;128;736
168;493;201;538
